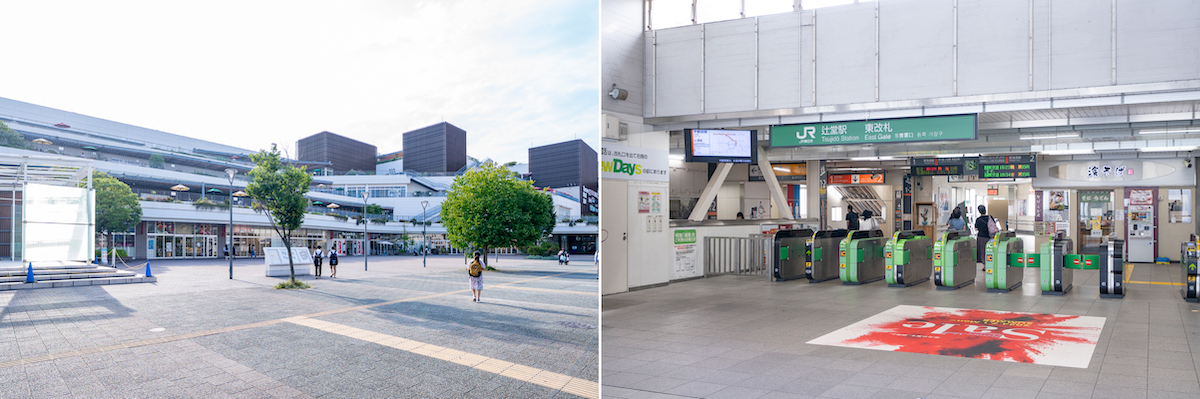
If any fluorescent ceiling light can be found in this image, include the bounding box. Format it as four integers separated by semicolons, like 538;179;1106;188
849;156;897;161
669;154;685;160
1040;149;1094;155
1138;128;1200;135
936;153;980;158
1019;133;1080;140
1138;146;1198;153
771;167;790;172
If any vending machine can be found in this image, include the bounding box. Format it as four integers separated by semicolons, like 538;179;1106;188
1127;205;1155;263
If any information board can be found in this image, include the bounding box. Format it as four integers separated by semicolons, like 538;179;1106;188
978;155;1036;178
770;114;977;148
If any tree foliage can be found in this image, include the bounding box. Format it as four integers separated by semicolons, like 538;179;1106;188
84;171;142;264
0;121;30;149
245;145;312;282
148;154;165;169
440;162;554;266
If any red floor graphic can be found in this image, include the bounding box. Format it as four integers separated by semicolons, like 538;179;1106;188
807;305;1105;368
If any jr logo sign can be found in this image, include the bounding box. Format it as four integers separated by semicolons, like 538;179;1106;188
796;126;816;141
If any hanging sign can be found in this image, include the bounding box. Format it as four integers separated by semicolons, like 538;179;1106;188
750;163;806;181
1079;191;1112;203
978;155;1036;178
829;174;885;185
770;114;977;147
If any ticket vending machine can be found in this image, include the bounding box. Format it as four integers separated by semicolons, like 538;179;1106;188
1127;205;1155;263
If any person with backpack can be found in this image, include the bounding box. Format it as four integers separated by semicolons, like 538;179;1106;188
859;209;879;231
328;248;339;277
313;246;324;279
975;205;999;271
468;251;484;302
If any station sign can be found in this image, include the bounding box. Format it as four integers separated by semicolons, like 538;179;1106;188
829;174;885;184
770;114;977;148
750;163;806;181
978;155;1036;178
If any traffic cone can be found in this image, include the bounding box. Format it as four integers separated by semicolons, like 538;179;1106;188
144;261;152;278
25;263;35;283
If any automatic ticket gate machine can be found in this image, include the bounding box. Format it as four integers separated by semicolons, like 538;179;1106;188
1040;236;1075;295
1182;238;1200;302
774;229;816;281
839;230;888;285
884;230;933;288
807;229;850;283
1099;240;1125;298
984;232;1025;293
933;230;976;290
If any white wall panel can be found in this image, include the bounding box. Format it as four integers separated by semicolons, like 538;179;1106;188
654;25;705;117
815;4;875;106
704;19;758;113
879;0;954;101
758;13;802;110
602;0;646;117
1032;0;1050;91
1050;0;1111;89
958;0;1029;96
1116;0;1200;85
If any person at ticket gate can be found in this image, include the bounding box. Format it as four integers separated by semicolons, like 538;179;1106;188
859;210;879;231
846;205;860;230
975;205;996;271
947;207;967;231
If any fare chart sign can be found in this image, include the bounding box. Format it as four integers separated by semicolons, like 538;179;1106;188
808;305;1105;368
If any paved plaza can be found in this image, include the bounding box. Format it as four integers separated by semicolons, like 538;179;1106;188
0;254;598;398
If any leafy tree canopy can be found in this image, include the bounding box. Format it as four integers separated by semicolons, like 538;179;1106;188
440;162;554;265
0;121;30;149
245;145;312;281
148;154;165;169
87;171;142;236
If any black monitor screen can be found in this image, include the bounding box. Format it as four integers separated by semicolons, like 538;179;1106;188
685;129;756;163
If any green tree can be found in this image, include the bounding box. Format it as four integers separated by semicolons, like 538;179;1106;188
245;144;313;285
148;154;165;169
0;121;30;149
84;171;142;265
440;162;554;266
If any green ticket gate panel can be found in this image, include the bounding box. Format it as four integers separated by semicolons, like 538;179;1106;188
985;232;1024;293
808;230;849;283
1099;240;1125;298
885;230;933;288
839;230;887;285
1041;237;1075;295
774;229;816;281
1182;240;1200;302
1063;254;1100;270
1008;253;1040;268
933;230;976;290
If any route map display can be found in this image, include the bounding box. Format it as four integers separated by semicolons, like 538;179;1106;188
685;129;755;163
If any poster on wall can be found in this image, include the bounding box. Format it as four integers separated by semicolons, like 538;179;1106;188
807;305;1105;368
673;229;699;278
637;191;650;214
1129;189;1153;205
651;192;662;214
1048;191;1068;211
1018;200;1028;217
939;187;951;212
917;204;935;226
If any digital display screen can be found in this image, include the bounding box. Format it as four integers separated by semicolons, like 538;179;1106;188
978;155;1036;178
911;165;962;176
685;129;756;163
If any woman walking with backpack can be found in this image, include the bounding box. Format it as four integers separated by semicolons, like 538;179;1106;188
975;205;998;271
469;251;484;302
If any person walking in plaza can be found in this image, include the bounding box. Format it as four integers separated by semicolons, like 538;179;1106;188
328;246;338;278
948;207;967;231
975;205;997;271
313;246;323;278
846;205;860;230
469;251;484;302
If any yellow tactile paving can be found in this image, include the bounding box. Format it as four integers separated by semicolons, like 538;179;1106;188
285;317;598;399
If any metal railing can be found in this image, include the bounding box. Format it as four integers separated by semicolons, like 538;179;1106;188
704;234;773;279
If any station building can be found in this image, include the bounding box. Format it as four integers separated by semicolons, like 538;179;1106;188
601;1;1200;397
0;96;596;262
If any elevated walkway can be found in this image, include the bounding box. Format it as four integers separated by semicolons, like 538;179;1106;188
0;260;154;290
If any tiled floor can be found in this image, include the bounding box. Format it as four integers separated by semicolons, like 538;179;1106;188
601;264;1200;399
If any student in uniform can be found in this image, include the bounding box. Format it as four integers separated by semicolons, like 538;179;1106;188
313;247;323;278
846;205;860;230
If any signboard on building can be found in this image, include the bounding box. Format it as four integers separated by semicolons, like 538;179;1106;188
829;174;885;185
749;163;806;181
807;305;1104;368
770;114;977;148
600;143;669;182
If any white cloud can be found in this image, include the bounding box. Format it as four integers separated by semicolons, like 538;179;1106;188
0;0;599;164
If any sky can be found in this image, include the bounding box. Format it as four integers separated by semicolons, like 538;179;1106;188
0;0;599;165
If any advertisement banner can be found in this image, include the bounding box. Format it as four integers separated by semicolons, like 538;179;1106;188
749;163;807;181
771;114;977;147
807;305;1105;368
673;229;698;278
600;143;669;182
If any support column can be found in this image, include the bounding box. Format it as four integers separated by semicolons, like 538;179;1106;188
757;147;794;220
689;163;734;222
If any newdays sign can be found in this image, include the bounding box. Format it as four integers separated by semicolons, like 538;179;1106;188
601;143;669;182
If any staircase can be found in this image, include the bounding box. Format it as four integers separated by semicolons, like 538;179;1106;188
0;261;154;291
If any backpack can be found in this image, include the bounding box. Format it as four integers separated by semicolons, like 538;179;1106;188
987;216;1000;236
469;260;483;277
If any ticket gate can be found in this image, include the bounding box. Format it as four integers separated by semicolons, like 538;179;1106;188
1040;237;1075;295
884;230;933;288
933;230;976;290
839;230;887;285
774;229;816;281
1099;240;1125;298
1182;239;1200;302
807;229;849;283
984;232;1025;293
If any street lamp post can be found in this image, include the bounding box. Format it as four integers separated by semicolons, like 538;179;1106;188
225;168;236;280
420;200;429;268
362;190;369;271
